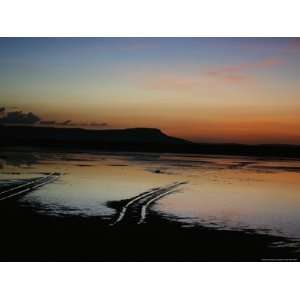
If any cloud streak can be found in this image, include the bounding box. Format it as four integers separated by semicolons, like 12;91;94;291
205;57;284;84
143;56;285;91
89;122;108;127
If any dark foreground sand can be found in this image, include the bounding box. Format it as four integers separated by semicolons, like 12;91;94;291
0;195;298;262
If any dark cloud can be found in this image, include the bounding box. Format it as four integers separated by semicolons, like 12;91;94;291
64;122;108;127
39;120;108;127
0;107;108;128
41;120;73;126
69;122;88;126
0;111;40;125
89;122;108;127
40;120;56;125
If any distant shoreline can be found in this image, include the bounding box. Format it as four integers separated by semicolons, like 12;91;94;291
1;125;300;158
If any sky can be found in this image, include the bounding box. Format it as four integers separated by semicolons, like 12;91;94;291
0;37;300;144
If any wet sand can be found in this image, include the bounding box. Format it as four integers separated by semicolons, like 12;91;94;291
0;186;298;261
1;148;300;261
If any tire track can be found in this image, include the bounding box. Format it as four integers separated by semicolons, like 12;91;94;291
0;173;60;202
0;173;55;196
137;189;179;224
110;186;161;225
110;181;187;226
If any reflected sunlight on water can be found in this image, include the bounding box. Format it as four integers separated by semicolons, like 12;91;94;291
1;149;300;239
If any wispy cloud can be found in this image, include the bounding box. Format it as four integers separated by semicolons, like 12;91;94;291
205;71;248;83
143;56;284;91
205;57;284;84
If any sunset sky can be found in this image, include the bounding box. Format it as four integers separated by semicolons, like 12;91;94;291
0;37;300;144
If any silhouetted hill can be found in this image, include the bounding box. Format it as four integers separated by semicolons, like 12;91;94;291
1;125;300;158
0;125;189;147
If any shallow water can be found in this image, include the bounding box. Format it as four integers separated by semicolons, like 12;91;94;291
1;149;300;240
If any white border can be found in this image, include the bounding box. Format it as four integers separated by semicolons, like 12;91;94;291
1;0;300;299
0;0;300;36
0;262;299;300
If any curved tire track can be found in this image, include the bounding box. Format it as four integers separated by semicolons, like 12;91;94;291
110;181;187;226
0;173;60;202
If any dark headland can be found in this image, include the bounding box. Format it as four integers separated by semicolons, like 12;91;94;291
1;125;300;158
